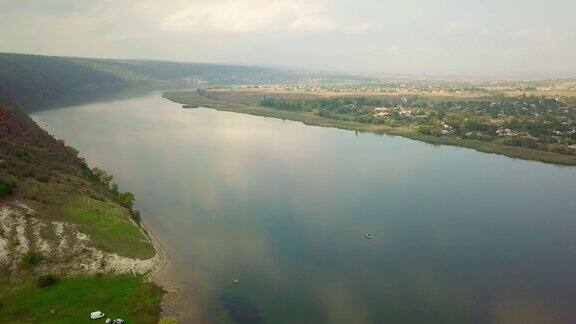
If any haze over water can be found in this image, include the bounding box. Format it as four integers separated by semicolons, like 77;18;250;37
32;90;576;323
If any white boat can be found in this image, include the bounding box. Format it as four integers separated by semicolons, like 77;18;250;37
364;233;373;239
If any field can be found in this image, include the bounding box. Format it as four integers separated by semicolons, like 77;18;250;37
163;89;576;166
0;275;162;323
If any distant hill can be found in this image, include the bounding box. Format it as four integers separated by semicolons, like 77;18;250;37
0;53;288;107
0;53;126;107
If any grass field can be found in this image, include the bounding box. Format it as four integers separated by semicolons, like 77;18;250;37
164;89;576;166
64;196;155;259
0;275;162;323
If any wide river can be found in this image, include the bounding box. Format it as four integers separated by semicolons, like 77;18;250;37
32;89;576;324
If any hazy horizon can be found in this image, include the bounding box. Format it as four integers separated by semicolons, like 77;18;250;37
1;0;576;77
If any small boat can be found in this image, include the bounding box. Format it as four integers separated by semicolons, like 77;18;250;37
364;233;373;239
232;278;239;284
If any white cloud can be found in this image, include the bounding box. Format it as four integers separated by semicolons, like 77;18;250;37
161;0;334;33
347;22;374;34
290;15;335;32
442;22;464;35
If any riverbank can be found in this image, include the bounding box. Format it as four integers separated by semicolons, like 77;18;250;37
163;90;576;166
140;219;183;323
0;103;168;322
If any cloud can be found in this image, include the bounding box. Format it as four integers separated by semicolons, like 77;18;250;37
290;15;335;32
161;0;334;33
347;22;374;34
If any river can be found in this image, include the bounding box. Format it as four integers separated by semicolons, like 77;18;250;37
31;89;576;323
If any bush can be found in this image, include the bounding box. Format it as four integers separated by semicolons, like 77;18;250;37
118;192;135;209
20;250;43;268
503;137;539;149
0;178;15;196
131;210;141;223
37;275;58;287
418;125;442;137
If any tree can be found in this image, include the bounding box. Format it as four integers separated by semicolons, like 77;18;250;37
118;192;135;209
110;183;119;195
92;167;113;187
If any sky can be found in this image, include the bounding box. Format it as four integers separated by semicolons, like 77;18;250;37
1;0;576;76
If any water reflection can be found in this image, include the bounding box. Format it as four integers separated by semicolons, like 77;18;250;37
31;91;576;324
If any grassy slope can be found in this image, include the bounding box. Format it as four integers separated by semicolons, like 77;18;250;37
0;105;154;259
163;90;576;166
0;275;161;323
65;197;155;259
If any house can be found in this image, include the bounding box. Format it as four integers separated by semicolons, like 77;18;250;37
374;112;390;118
496;128;516;136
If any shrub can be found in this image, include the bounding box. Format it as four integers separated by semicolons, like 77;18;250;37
118;192;135;208
37;275;58;287
418;125;442;137
0;178;15;196
20;250;43;268
131;210;141;223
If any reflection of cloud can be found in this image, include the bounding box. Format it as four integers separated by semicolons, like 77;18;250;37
312;279;373;323
492;293;562;324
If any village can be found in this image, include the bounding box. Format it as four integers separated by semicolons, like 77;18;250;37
258;93;576;155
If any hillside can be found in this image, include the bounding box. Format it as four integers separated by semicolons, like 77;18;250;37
0;53;291;108
0;53;126;107
0;103;163;322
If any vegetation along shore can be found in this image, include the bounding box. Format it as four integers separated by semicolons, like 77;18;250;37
164;86;576;166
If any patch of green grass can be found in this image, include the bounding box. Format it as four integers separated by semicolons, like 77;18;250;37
159;317;179;324
0;275;162;323
64;196;155;259
20;250;43;269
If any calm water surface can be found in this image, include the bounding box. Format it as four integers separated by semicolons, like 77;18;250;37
32;90;576;323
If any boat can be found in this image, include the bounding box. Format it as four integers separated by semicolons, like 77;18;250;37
232;278;239;284
364;233;373;239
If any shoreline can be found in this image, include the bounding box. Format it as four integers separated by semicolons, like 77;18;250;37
140;221;180;319
139;220;169;278
139;219;183;322
163;91;576;167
